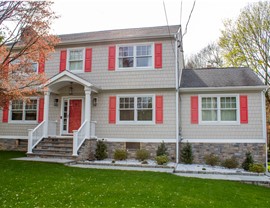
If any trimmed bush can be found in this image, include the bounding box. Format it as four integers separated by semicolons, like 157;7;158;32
242;152;254;171
156;141;168;156
114;149;128;160
249;163;265;173
180;142;194;164
136;149;150;161
94;140;107;160
156;155;169;165
204;154;220;166
221;157;239;169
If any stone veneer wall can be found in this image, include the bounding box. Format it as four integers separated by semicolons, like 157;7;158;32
0;139;27;151
180;142;266;165
78;140;176;161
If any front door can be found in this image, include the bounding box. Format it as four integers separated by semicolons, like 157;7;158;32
62;99;82;134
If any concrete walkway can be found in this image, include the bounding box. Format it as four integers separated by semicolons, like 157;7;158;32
12;157;74;164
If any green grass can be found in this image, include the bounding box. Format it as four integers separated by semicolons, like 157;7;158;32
0;151;270;208
268;162;270;171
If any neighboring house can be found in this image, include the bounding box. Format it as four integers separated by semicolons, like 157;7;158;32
0;25;267;165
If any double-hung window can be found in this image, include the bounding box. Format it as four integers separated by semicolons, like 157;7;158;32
11;99;38;122
31;62;38;73
118;44;153;69
68;49;84;71
200;95;238;123
118;95;154;123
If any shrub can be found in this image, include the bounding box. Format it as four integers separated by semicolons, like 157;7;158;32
94;140;107;160
156;141;168;156
221;157;239;169
156;155;169;165
114;149;128;160
204;154;220;166
249;163;265;173
141;160;148;164
242;152;254;171
180;142;194;164
136;149;150;161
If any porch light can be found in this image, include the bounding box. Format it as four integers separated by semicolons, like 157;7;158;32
69;82;73;95
54;99;59;107
93;97;98;106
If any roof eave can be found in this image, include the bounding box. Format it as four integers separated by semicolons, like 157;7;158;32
179;85;268;92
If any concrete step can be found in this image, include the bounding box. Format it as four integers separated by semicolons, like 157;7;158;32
27;152;75;160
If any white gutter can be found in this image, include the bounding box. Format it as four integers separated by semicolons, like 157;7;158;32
174;34;179;164
180;85;267;92
261;91;268;172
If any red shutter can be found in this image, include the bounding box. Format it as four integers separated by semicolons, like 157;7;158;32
109;96;116;124
38;98;44;123
108;46;116;71
59;50;67;72
156;96;163;124
155;43;162;69
85;48;92;72
240;95;248;124
38;53;45;74
2;101;9;123
191;96;198;124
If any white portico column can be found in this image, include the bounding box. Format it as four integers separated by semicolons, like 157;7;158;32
43;90;50;138
84;87;91;139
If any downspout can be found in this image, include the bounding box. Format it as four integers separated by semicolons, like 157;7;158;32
262;90;268;173
175;34;179;163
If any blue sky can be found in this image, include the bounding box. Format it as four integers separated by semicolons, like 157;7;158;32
51;0;260;55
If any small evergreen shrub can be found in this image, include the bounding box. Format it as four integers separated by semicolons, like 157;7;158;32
94;140;107;160
136;149;150;161
249;163;265;173
221;157;239;169
156;141;168;156
204;154;220;166
180;142;194;164
156;155;169;165
141;160;148;164
114;149;128;160
242;152;254;171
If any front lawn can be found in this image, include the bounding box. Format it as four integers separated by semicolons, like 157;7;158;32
0;151;270;208
268;162;270;172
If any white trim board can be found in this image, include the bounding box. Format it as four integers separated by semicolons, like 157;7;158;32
0;136;28;139
100;138;176;143
181;138;266;144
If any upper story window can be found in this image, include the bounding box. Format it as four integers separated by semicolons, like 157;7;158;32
200;95;238;123
11;99;37;122
31;62;38;73
118;44;153;69
68;49;84;71
118;95;154;123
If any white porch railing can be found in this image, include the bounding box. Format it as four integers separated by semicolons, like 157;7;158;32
27;121;45;154
73;120;88;156
90;121;97;139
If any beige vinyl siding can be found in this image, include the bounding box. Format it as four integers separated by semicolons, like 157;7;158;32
92;90;176;139
45;39;175;90
180;91;263;140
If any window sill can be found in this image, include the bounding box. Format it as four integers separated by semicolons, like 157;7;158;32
116;121;155;125
68;69;84;73
116;67;155;72
199;121;240;125
8;121;38;125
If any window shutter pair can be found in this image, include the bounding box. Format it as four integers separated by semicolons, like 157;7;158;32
107;43;163;70
108;96;163;124
59;48;92;72
190;95;248;124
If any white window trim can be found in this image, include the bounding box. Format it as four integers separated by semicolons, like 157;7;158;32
199;94;240;125
66;48;85;73
31;62;39;74
116;43;154;71
8;97;39;124
116;94;155;125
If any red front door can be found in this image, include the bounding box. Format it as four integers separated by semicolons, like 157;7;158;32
68;99;82;133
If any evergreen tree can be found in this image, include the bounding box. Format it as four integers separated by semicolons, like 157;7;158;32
180;142;194;164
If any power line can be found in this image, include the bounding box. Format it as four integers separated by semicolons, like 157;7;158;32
182;0;196;38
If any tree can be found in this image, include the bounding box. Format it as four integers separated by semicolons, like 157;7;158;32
185;42;224;69
0;1;59;108
219;1;270;99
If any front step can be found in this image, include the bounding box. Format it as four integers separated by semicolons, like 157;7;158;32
27;137;74;159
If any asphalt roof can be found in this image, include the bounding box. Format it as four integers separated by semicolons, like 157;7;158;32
180;67;264;88
58;25;180;43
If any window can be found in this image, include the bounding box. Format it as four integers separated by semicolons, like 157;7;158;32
11;99;37;122
31;62;38;73
200;95;238;123
118;44;152;69
118;95;154;123
68;49;84;71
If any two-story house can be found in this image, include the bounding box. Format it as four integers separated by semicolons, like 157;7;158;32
0;25;267;166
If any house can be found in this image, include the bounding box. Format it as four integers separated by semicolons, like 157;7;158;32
0;25;267;165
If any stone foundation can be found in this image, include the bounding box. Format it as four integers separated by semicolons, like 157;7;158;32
0;139;27;151
78;140;176;161
180;142;266;165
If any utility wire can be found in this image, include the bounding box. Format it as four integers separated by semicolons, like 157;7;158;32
163;0;175;56
182;0;196;38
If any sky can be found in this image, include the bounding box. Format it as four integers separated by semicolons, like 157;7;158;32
51;0;261;56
